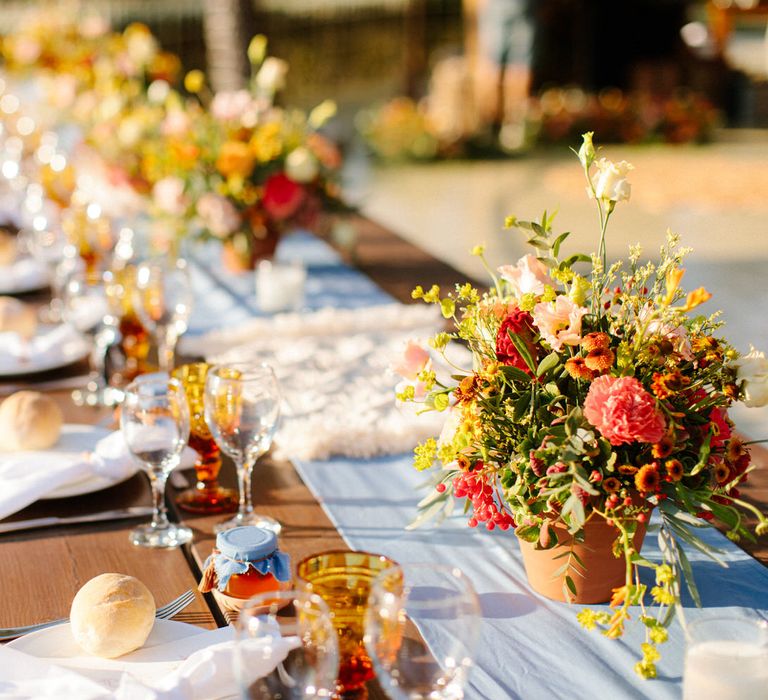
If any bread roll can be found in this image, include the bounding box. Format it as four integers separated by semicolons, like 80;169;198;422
0;297;37;339
70;573;156;658
0;230;17;266
0;391;63;450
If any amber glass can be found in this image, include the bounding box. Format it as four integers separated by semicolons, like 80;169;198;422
296;550;397;699
106;265;153;384
172;363;237;513
61;204;113;277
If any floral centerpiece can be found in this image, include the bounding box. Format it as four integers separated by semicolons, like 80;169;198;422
397;133;768;677
147;36;346;268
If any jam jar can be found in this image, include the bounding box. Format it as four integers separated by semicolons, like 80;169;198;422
198;527;291;607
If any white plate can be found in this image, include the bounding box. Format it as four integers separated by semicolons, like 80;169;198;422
0;325;89;377
7;619;207;688
33;425;137;499
0;257;49;295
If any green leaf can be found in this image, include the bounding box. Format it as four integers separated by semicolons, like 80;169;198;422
565;575;578;596
552;231;571;258
507;333;537;373
663;517;728;564
515;524;540;543
675;541;702;607
536;351;561;378
501;365;534;384
564;253;592;266
513;392;532;421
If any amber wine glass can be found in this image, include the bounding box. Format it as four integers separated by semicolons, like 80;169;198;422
204;362;281;533
297;550;398;699
172;362;237;514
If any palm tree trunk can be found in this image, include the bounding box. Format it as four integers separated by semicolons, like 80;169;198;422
202;0;256;92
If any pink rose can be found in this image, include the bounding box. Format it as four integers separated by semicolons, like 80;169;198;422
211;90;257;123
533;296;587;351
583;375;666;446
392;340;430;380
498;254;552;296
196;193;242;238
161;109;191;137
495;309;538;373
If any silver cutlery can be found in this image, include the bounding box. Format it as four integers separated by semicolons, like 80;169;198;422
0;506;154;534
0;589;196;641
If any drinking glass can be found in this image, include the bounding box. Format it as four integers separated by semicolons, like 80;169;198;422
364;563;480;700
296;550;397;699
683;616;768;700
62;269;122;407
28;226;77;322
235;589;340;699
120;374;193;548
204;362;281;533
171;362;237;513
134;257;193;374
61;201;114;277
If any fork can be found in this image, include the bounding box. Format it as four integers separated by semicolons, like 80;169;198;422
0;589;196;641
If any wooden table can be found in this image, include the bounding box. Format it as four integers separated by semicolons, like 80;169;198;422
1;216;766;684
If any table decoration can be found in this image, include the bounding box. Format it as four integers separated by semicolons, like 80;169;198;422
142;36;346;270
296;550;397;699
397;132;768;677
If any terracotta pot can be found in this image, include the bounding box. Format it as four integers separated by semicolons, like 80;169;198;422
517;514;648;604
221;223;280;273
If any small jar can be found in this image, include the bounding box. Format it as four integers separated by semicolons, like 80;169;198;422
199;527;291;608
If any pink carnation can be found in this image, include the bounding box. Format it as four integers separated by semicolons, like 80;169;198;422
498;254;552;296
583;375;666;446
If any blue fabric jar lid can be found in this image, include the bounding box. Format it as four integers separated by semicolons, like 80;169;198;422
215;526;278;562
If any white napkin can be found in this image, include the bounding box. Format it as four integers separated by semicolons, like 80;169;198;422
0;626;299;700
0;323;84;363
0;430;138;520
0;256;48;293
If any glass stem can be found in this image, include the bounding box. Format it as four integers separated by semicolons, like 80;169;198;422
157;328;176;374
149;470;170;529
236;455;256;520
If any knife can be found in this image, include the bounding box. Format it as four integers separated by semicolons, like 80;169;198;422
0;506;154;534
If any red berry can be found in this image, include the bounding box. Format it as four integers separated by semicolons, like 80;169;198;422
436;483;447;493
623;497;632;507
637;512;648;523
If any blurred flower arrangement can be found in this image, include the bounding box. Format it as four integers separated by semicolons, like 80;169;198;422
396;133;767;677
360;87;719;162
144;36;346;267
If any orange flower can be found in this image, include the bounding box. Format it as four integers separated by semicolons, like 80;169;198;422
565;357;595;381
682;287;712;312
651;370;691;399
610;585;628;608
635;464;661;493
581;332;610;352
663;267;685;305
603;476;621;493
652;434;675;459
584;347;615;373
714;461;731;485
617;464;638;475
664;459;684;482
216;141;255;178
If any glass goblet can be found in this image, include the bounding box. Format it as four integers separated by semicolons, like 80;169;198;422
364;563;480;700
171;362;238;514
62;268;122;407
296;550;397;699
235;589;340;699
134;257;193;374
204;362;281;533
120;374;193;548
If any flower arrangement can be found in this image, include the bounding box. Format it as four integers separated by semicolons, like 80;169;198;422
146;36;346;266
397;133;768;677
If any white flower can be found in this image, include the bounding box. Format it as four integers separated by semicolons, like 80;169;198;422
211;90;256;123
498;254;552;296
285;147;319;183
153;177;187;216
592;158;633;203
255;57;288;95
196;193;241;238
161;109;190;137
734;346;768;408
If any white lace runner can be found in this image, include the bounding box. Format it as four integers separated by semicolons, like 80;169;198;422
200;304;456;461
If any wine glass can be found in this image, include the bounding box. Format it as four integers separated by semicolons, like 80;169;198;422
134;257;193;373
27;225;74;322
62;268;122;407
235;589;340;699
204;362;281;533
364;563;481;700
120;374;193;548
